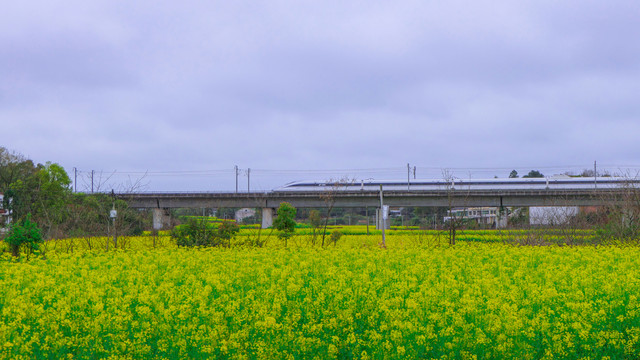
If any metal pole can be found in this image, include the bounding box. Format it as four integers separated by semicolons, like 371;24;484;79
380;184;386;248
74;167;77;193
247;168;251;193
91;170;94;193
112;215;116;249
111;190;117;249
366;207;369;235
234;165;238;193
407;163;410;191
594;161;597;189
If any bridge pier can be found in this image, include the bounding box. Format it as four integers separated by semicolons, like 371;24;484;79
261;208;275;229
496;215;508;229
152;208;171;231
495;207;509;229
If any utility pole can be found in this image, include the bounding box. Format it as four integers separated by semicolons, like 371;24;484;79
91;170;94;193
407;163;411;191
366;207;369;235
594;161;597;189
234;165;239;193
247;168;251;193
413;166;416;179
380;184;387;248
73;167;77;193
110;190;117;250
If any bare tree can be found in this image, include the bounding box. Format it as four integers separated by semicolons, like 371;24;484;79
595;172;640;244
319;177;354;247
442;169;465;245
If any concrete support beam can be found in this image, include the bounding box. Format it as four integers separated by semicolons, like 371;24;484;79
261;208;275;229
375;208;391;230
153;208;170;231
496;214;508;229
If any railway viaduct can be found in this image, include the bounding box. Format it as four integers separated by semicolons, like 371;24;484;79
118;188;628;230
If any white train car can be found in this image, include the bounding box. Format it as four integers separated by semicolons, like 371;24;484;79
274;176;635;192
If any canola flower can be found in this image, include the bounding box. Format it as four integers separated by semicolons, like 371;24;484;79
1;236;640;359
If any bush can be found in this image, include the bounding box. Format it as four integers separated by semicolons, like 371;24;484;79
5;214;43;258
172;218;220;247
330;230;343;246
172;218;241;247
217;221;240;244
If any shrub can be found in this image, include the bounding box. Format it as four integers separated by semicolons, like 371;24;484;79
217;220;240;246
330;230;343;246
172;218;220;247
5;214;43;258
172;218;241;248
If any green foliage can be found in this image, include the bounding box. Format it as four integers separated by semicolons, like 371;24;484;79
172;218;240;247
523;170;544;178
0;150;73;237
217;220;240;241
36;162;72;223
5;214;43;258
308;210;322;229
274;202;297;241
172;218;219;247
330;230;342;245
509;170;519;178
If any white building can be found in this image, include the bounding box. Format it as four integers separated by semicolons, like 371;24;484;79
444;207;499;227
529;207;579;225
235;208;256;222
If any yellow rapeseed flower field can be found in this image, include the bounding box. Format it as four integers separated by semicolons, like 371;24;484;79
1;233;640;359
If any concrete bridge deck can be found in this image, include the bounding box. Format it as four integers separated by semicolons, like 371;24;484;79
118;188;632;230
120;188;625;209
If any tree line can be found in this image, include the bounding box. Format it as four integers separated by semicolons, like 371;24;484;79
1;147;148;256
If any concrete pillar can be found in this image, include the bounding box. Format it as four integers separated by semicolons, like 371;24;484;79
153;208;170;231
261;208;275;229
375;208;391;230
496;215;508;229
496;207;508;229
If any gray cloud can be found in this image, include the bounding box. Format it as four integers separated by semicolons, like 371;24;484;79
2;0;639;190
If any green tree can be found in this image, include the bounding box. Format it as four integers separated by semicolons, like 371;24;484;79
0;148;39;223
509;170;519;178
5;214;43;258
274;202;297;246
0;148;73;237
0;147;36;192
217;220;240;246
33;162;72;236
523;170;544;178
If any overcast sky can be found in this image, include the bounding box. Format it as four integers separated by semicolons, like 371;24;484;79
2;1;640;191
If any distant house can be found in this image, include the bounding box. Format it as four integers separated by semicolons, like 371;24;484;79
529;207;578;225
389;207;403;217
444;207;499;227
235;208;256;222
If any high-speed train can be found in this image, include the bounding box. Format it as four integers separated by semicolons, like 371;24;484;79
274;176;636;192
